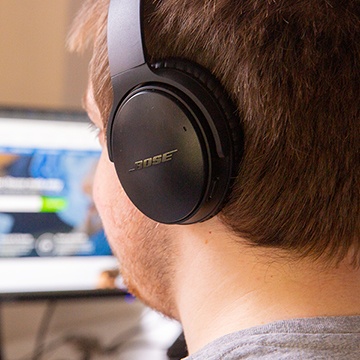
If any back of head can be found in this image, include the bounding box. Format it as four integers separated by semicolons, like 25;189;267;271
69;0;360;265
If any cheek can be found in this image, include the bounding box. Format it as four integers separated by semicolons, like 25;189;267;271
92;149;138;240
93;150;123;228
93;151;115;206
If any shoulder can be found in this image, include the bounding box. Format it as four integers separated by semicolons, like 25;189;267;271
186;316;360;360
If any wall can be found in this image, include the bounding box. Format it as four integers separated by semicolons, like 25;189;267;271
0;0;90;110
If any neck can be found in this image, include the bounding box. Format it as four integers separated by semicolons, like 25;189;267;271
174;218;360;354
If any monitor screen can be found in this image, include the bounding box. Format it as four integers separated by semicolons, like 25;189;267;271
0;108;125;300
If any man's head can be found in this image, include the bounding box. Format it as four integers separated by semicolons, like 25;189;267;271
69;0;359;309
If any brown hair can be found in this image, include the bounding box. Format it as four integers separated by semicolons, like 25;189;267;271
68;0;360;265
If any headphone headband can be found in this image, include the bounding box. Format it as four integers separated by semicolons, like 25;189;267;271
107;0;145;77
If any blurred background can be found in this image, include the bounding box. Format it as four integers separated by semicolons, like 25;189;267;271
0;0;88;110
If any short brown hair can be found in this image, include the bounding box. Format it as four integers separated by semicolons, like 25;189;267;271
68;0;360;265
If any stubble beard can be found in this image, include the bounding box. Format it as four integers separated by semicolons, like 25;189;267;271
102;198;179;320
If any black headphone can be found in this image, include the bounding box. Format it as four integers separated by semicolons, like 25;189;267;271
106;0;243;224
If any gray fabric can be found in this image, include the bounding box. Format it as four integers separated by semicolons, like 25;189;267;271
185;316;360;359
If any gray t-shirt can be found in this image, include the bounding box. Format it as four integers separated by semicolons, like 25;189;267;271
185;316;360;359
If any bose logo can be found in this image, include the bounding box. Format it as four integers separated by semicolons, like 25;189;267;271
129;149;178;172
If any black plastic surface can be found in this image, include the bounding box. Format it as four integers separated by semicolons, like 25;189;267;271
112;89;209;224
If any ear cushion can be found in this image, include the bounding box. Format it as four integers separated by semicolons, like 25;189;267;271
152;58;243;176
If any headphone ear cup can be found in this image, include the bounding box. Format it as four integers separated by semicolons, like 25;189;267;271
110;84;210;224
110;59;243;224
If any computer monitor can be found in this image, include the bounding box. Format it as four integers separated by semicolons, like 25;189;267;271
0;108;125;300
